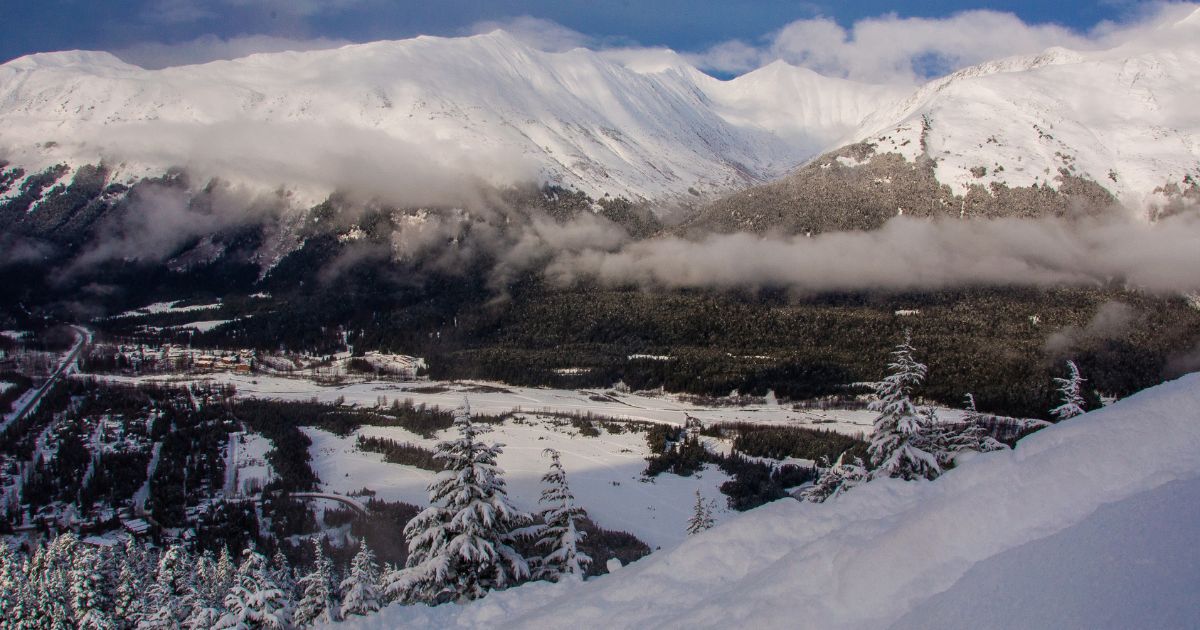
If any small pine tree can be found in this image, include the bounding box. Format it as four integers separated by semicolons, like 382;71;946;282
1050;360;1086;421
800;452;869;503
293;541;340;627
387;398;530;604
947;394;1009;458
868;333;942;481
339;541;382;618
686;490;715;536
534;448;591;581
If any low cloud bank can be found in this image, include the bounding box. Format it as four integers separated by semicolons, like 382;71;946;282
543;213;1200;294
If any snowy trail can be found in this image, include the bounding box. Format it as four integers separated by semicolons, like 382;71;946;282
133;441;162;512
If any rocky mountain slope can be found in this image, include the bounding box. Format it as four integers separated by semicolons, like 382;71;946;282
681;10;1200;234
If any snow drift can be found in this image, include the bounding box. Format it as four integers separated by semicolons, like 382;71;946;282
335;372;1200;629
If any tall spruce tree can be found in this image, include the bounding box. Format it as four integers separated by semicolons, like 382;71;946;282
270;549;296;602
387;398;530;604
1051;360;1087;421
41;533;79;627
534;448;591;581
294;541;339;627
0;541;19;625
868;333;942;481
217;547;291;630
182;551;223;630
140;544;192;629
70;546;115;630
339;541;382;619
113;538;149;627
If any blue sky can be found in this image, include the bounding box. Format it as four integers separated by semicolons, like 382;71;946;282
1;1;1182;80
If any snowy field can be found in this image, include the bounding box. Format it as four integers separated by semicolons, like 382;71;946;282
307;418;732;549
108;300;221;319
91;371;969;548
99;372;921;436
229;431;276;496
334;373;1200;629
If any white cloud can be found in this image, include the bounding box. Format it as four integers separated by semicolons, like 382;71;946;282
465;15;595;52
114;34;351;68
142;0;370;23
544;213;1200;294
687;3;1199;84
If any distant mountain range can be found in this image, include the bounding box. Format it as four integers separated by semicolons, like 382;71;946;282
2;9;1198;212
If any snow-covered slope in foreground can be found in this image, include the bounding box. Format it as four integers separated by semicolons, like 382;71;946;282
339;372;1200;629
0;32;886;203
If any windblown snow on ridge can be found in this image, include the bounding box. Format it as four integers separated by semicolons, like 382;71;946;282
337;372;1200;629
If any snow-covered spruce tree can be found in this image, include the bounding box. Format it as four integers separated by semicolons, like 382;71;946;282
39;532;80;627
387;397;530;604
270;548;296;602
0;541;33;629
0;542;16;613
213;546;236;601
71;546;116;630
140;544;194;629
686;490;715;536
293;541;339;627
182;550;224;630
867;333;942;481
534;448;591;581
1050;360;1087;421
948;394;1008;457
114;538;150;627
800;452;869;503
3;556;39;630
339;541;382;619
217;547;292;630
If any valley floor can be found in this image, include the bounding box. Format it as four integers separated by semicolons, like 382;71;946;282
329;373;1200;629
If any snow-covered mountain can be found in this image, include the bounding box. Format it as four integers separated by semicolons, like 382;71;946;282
0;32;889;205
1;10;1198;215
338;372;1200;629
850;10;1200;208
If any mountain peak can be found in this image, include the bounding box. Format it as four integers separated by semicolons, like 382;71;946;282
3;49;137;72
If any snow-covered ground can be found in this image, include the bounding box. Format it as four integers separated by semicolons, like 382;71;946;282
307;416;731;549
99;372;904;436
333;372;1200;629
230;432;275;496
169;319;233;333
109;300;222;319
